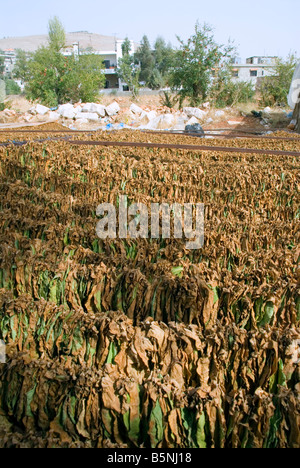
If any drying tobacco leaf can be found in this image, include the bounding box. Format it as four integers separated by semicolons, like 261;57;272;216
0;132;299;447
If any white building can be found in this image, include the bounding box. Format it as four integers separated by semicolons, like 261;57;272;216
231;56;278;87
0;32;138;90
1;49;16;76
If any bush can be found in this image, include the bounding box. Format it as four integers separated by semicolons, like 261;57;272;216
211;80;255;108
5;78;21;95
259;55;297;107
159;90;178;108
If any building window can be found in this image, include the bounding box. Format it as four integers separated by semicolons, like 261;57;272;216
250;70;258;77
232;70;239;77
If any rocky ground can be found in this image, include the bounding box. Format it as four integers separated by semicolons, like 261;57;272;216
0;93;294;133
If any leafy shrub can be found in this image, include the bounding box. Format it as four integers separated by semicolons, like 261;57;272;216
211;79;255;108
259;55;297;107
159;90;178;108
5;78;21;95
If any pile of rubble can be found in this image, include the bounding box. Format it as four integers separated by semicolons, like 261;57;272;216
0;101;121;126
128;102;214;131
0;100;217;131
0;99;292;131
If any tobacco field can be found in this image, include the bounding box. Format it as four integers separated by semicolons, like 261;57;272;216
0;127;299;448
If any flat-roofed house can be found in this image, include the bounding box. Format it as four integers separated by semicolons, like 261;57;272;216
0;32;139;90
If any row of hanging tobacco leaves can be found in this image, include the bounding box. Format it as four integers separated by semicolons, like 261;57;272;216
0;133;299;448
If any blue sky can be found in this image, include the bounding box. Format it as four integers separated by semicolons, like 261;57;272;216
1;0;299;60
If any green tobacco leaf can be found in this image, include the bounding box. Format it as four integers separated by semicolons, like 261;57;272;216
196;412;207;448
149;400;164;448
26;383;37;417
258;301;274;327
106;342;118;364
171;266;183;277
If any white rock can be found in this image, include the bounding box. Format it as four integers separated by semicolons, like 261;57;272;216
81;103;92;112
146;110;157;121
95;104;106;117
137;110;157;126
105;101;120;116
202;102;210;109
215;110;225;118
3;108;16;116
36;104;50;115
180;112;189;122
142;114;176;130
137;111;149;126
263;106;272;114
61;108;76;119
228;120;242;126
58;103;75;116
82;103;97;113
22;114;34;123
48;111;60;121
206;117;214;124
183;107;207;120
75;118;89;125
130;103;144;115
77;112;99;121
186;116;200;126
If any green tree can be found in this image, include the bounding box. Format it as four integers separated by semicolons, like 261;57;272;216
121;38;132;56
168;22;234;107
260;55;297;107
154;37;174;78
134;36;175;89
135;35;155;85
0;51;5;75
117;38;140;99
48;16;66;52
61;54;106;103
13;18;105;106
5;78;21;95
13;49;33;82
147;68;164;90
